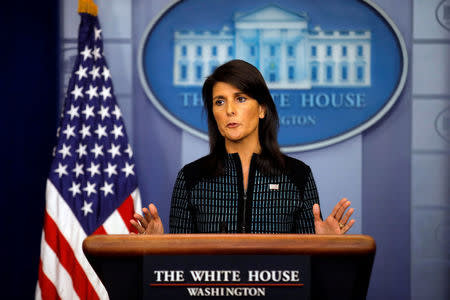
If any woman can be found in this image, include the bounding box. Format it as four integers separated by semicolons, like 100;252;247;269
131;60;354;235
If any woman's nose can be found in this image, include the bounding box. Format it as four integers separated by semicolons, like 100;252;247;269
226;102;236;116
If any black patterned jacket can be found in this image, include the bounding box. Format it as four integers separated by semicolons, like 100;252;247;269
169;153;320;234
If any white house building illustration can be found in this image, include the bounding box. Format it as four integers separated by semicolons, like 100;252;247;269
173;4;371;89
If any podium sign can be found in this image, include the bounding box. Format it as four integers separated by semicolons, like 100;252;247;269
83;234;375;300
144;255;310;299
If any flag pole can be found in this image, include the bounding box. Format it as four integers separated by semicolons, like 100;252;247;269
78;0;98;16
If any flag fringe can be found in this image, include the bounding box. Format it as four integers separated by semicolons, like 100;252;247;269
78;0;98;16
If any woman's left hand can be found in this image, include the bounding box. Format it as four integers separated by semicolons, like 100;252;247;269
313;198;355;234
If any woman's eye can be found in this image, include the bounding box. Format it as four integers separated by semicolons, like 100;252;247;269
236;96;247;103
214;99;224;106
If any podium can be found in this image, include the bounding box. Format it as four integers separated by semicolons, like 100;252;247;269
83;234;375;299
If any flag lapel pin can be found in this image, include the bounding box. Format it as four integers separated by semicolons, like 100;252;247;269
269;184;279;190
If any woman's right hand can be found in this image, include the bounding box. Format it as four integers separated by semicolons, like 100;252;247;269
130;203;164;234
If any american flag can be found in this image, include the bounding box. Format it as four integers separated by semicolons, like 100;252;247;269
36;3;141;299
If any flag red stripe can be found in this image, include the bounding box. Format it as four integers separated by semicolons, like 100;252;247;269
93;225;107;235
38;259;62;300
43;212;100;300
117;195;137;233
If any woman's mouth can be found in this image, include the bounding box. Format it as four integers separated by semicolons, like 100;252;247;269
226;122;239;128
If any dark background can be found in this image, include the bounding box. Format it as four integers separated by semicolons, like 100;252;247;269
0;0;59;298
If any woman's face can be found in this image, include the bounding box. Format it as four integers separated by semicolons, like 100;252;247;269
212;81;265;147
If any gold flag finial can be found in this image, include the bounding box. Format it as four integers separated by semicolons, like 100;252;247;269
78;0;98;16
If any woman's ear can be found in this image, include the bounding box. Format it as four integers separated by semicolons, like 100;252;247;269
258;104;267;119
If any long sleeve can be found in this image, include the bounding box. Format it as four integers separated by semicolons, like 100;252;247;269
169;169;195;233
294;170;320;234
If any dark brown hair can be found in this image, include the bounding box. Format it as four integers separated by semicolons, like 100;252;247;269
202;59;285;174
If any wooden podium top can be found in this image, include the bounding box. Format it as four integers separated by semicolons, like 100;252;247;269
83;234;375;256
